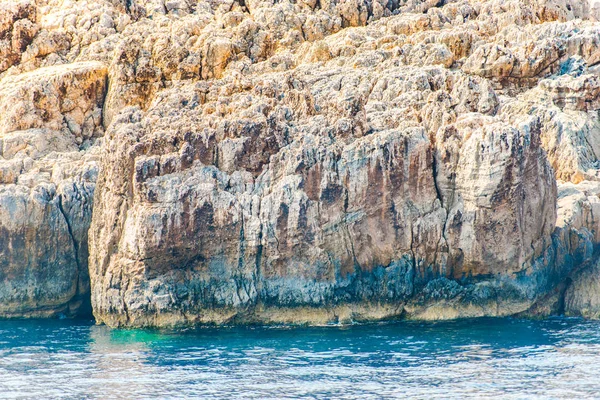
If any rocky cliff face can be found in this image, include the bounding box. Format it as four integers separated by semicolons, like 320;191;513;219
0;0;599;326
0;57;105;317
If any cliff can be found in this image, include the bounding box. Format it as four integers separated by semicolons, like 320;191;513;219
0;0;600;327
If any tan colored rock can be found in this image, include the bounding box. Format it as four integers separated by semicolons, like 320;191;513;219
0;0;37;73
88;55;558;327
564;258;600;319
0;62;107;141
83;0;600;327
522;180;600;318
0;61;107;317
556;181;600;244
435;114;557;279
504;73;600;183
0;0;599;325
0;156;98;318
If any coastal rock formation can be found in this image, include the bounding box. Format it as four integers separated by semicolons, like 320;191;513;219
557;181;600;318
1;0;600;325
0;0;37;73
0;60;106;317
87;0;599;327
565;257;600;319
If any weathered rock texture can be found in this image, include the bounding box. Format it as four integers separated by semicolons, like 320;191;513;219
1;0;600;325
0;60;105;317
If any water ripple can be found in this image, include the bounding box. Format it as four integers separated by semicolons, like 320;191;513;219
1;318;600;398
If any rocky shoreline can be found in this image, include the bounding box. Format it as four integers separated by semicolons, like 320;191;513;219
0;0;599;328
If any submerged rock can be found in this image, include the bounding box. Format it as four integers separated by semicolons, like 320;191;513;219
0;0;600;326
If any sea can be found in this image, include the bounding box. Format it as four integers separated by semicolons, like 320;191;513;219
0;317;599;399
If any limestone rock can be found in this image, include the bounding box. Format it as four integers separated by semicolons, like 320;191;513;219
0;159;97;318
0;62;107;141
0;61;107;317
1;0;600;325
557;181;600;319
89;59;558;327
435;114;557;280
0;0;37;73
523;180;600;318
83;0;600;327
565;256;600;319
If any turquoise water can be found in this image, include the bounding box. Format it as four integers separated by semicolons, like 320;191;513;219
1;318;600;399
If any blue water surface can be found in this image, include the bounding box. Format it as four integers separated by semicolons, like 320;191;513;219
0;317;599;399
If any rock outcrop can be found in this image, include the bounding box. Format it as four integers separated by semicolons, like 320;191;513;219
1;0;600;326
0;60;106;317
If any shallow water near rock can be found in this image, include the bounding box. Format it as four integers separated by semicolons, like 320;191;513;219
1;317;600;398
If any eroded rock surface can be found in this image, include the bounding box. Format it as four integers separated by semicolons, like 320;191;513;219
0;59;106;317
1;0;600;325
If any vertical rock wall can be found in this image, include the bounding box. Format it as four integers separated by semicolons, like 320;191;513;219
0;0;600;325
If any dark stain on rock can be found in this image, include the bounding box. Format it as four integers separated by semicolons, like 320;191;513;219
276;202;289;251
303;163;322;202
194;202;215;234
320;183;343;205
